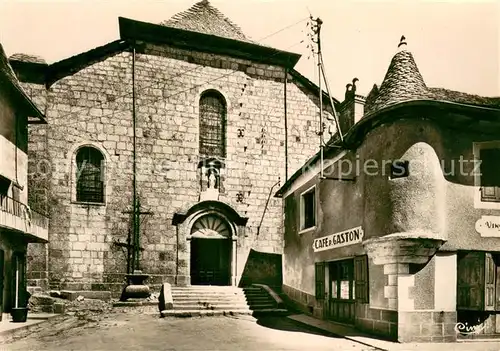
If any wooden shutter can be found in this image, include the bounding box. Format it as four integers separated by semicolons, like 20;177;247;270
457;252;485;310
0;249;4;314
284;195;297;247
315;262;325;300
354;255;369;303
485;253;496;311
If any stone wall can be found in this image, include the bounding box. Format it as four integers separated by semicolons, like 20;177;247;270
398;311;457;343
20;42;333;294
282;284;324;319
355;304;398;340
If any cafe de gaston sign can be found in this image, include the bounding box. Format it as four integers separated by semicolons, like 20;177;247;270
313;226;364;253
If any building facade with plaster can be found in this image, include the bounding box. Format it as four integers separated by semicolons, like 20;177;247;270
277;38;500;342
9;1;337;296
0;43;48;320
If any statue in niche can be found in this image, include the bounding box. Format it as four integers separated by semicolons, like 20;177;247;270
208;170;217;189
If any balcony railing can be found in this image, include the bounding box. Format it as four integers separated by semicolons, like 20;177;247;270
0;194;49;241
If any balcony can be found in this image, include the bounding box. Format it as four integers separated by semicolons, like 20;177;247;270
0;195;48;242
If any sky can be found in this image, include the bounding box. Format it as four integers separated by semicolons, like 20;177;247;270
0;0;499;99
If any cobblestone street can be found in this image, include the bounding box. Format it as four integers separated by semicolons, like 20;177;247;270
2;312;374;351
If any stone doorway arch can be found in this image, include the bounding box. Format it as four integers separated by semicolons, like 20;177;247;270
189;214;233;286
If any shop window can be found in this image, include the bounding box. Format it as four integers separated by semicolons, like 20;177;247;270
300;186;316;232
354;255;369;303
75;146;105;203
330;259;354;300
479;148;500;202
315;262;325;300
457;251;497;311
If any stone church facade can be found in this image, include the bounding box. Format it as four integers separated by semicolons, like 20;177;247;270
10;1;336;295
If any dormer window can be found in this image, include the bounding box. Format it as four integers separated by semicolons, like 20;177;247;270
479;148;500;202
473;141;500;209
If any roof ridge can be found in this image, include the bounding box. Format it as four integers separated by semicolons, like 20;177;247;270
160;0;251;43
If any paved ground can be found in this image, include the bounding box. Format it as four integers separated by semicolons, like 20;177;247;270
2;312;374;350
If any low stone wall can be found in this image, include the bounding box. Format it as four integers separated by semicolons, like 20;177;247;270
282;284;323;319
355;304;398;340
398;311;457;343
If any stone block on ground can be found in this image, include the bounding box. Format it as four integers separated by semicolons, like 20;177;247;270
158;283;173;312
54;302;65;314
50;290;62;298
61;290;112;301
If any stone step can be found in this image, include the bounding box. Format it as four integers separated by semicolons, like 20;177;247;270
252;308;289;317
172;291;245;296
249;303;277;309
161;309;253;318
245;296;269;300
173;298;248;304
245;293;269;297
173;303;250;311
172;287;242;291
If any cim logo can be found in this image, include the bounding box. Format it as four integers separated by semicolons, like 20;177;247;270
454;322;486;336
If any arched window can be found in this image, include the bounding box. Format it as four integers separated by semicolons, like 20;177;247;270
75;146;104;203
199;91;226;158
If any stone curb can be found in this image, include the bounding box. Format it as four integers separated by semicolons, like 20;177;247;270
286;315;389;351
113;301;158;307
0;313;65;343
160;309;253;318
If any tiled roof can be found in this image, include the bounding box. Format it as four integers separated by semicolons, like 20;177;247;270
365;43;500;114
366;48;428;113
9;53;47;64
428;88;500;109
0;44;26;94
0;43;45;120
160;0;252;43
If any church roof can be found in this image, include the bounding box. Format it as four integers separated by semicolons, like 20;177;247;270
160;0;252;43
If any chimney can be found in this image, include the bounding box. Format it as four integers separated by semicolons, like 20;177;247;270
398;35;407;52
339;77;366;131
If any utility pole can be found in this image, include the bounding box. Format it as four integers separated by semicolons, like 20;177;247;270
310;17;325;178
132;44;138;273
115;43;152;276
309;16;344;179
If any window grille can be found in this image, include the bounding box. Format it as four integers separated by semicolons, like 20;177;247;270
76;147;104;203
199;91;226;158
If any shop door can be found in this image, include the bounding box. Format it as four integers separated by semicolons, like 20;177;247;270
190;238;231;286
0;250;4;321
328;259;355;324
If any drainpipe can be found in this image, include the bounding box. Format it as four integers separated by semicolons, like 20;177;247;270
131;43;138;273
175;225;179;285
284;68;288;181
257;179;281;236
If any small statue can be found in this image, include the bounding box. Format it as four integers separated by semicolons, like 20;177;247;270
208;172;217;189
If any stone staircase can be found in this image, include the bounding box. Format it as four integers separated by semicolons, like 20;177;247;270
160;285;287;317
243;285;288;316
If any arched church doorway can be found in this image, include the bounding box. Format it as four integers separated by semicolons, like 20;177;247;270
190;214;232;286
